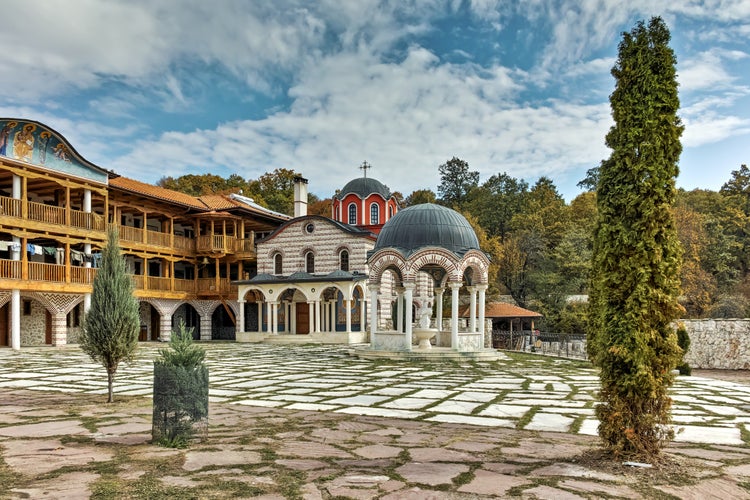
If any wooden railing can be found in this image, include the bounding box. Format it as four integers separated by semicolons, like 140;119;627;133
27;201;66;225
28;262;65;282
173;235;195;252
130;275;144;289
0;259;21;279
0;196;21;217
196;277;232;294
235;237;255;253
196;235;237;253
117;225;143;243
71;267;97;284
147;276;172;291
174;278;196;292
70;211;106;231
146;230;171;247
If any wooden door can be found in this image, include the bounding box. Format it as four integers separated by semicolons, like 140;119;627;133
296;303;309;334
45;310;52;344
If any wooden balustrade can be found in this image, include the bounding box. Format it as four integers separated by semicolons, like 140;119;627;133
174;278;196;292
130;275;144;289
0;259;21;279
27;201;65;225
236;238;255;253
71;267;97;284
146;230;171;247
0;196;21;217
196;234;237;253
147;276;172;291
70;211;106;231
173;234;195;252
117;225;143;243
28;262;65;282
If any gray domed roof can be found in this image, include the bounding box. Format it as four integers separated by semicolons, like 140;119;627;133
335;177;391;200
373;203;480;257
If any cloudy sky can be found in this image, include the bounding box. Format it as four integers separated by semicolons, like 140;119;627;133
1;0;748;201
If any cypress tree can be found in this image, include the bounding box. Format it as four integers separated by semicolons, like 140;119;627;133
589;17;684;459
80;227;140;403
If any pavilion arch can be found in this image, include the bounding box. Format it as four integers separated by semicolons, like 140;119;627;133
460;249;491;285
367;248;406;285
404;247;464;282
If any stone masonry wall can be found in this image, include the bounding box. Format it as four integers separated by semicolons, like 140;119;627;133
681;319;750;370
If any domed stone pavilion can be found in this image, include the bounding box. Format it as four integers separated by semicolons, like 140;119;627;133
364;203;494;357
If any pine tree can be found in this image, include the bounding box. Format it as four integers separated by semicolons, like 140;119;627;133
588;17;684;459
80;227;140;403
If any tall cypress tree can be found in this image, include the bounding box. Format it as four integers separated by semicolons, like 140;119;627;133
80;227;140;403
589;17;683;459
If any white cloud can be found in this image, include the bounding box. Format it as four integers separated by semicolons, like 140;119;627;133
679;48;747;91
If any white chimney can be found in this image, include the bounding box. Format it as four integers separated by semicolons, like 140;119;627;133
293;175;308;217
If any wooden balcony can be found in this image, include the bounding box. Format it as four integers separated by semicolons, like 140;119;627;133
0;259;237;298
115;225;196;253
0;196;105;232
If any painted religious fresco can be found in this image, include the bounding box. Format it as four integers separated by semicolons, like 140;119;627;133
0;119;108;184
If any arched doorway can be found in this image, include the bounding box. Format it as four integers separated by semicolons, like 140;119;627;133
212;306;235;340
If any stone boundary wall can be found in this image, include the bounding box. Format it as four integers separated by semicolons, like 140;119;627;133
681;319;750;370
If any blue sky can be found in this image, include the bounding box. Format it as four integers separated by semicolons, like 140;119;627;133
1;0;748;202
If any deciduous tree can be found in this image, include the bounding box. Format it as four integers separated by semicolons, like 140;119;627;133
437;156;479;209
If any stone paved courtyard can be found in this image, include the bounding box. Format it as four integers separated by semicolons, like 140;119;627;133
1;343;749;446
2;344;750;498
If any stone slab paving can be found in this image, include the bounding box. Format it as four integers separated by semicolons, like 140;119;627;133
1;343;749;446
2;386;750;498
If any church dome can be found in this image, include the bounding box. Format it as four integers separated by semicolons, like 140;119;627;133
373;203;480;257
336;177;391;200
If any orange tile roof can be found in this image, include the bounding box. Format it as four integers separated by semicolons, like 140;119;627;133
198;194;240;210
110;176;207;209
459;302;542;318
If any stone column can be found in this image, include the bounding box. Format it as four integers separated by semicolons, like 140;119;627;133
308;301;314;333
11;289;20;350
265;302;272;332
396;288;404;332
238;299;245;334
468;286;477;333
271;302;278;334
369;284;379;335
257;301;263;332
403;283;414;351
450;282;461;349
315;300;321;333
435;287;444;331
291;302;297;333
161;314;175;342
344;298;351;333
50;312;67;346
478;284;487;344
361;297;366;332
11;175;21;350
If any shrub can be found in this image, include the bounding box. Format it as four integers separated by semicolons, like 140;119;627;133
152;321;208;448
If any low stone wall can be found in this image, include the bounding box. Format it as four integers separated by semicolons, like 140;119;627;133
681;319;750;370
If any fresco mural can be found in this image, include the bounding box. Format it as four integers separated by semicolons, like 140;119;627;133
0;119;108;184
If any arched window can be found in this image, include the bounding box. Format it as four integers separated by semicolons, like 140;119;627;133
340;249;349;272
348;203;357;225
274;253;283;275
305;251;315;273
389;205;394;218
370;203;379;225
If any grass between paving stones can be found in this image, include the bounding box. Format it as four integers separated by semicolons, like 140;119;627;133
740;423;750;446
0;448;22;495
515;406;539;430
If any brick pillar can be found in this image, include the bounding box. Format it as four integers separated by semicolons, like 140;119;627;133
51;312;68;347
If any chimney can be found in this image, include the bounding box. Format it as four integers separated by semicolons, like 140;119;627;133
293;175;308;217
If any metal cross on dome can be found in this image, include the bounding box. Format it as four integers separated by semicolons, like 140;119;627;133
359;161;371;178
